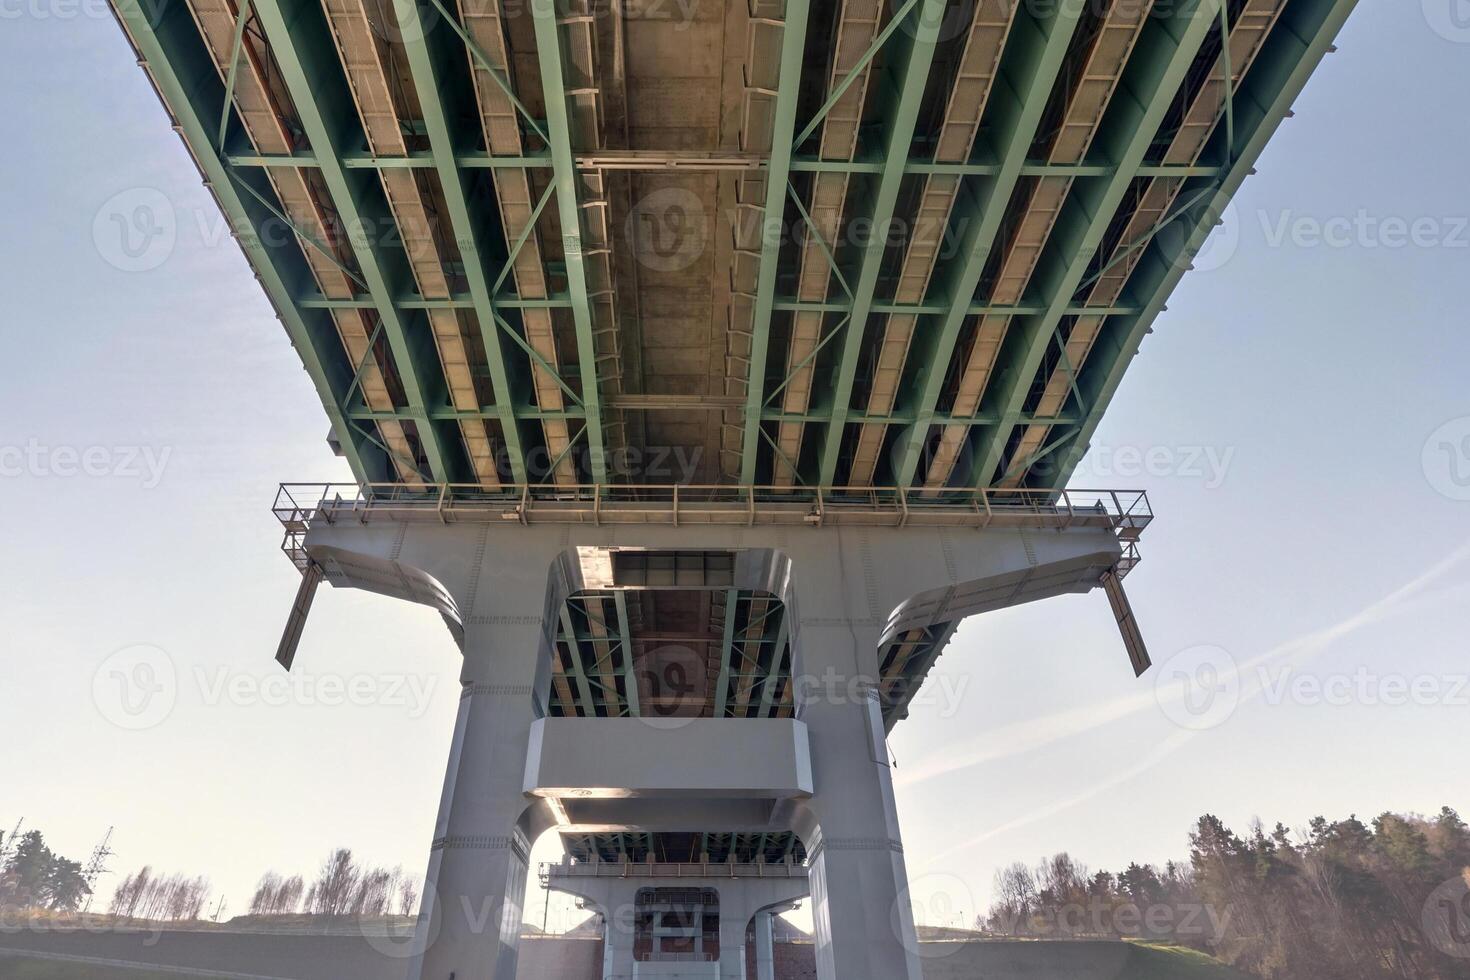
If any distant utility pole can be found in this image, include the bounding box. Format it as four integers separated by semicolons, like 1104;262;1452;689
212;896;228;922
0;817;22;864
79;827;116;914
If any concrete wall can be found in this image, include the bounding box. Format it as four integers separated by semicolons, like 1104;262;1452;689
0;930;1219;980
0;929;604;980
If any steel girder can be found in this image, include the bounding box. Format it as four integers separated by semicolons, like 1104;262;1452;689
1041;0;1358;490
111;0;382;483
815;0;951;487
530;0;610;483
889;0;1088;487
963;0;1227;489
251;0;459;483
397;0;533;484
738;0;812;485
228;150;1220;179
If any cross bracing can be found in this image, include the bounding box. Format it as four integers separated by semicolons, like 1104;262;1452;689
563;831;806;866
111;0;1351;492
550;589;794;720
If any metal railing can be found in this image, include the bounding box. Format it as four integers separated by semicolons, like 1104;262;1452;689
540;860;807;885
272;482;1151;570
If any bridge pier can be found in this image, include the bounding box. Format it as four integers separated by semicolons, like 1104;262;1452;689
543;864;808;980
286;497;1132;980
406;572;561;980
753;911;775;980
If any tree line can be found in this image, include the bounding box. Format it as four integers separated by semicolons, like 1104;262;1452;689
981;806;1470;980
0;828;91;912
0;822;418;924
246;848;418;918
109;868;211;921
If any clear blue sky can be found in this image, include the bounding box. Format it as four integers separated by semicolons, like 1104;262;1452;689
2;0;1467;931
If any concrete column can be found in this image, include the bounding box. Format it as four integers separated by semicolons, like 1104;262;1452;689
792;628;922;980
602;910;635;980
407;581;555;980
716;913;748;980
754;911;775;980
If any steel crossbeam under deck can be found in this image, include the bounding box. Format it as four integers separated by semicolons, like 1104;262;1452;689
737;0;811;486
251;0;457;484
530;0;609;484
227;149;1223;179
961;0;1229;490
888;0;1087;488
116;0;1352;494
1037;0;1358;491
110;0;384;484
814;0;950;488
397;0;532;484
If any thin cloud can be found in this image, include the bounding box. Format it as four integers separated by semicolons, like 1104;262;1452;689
898;539;1470;791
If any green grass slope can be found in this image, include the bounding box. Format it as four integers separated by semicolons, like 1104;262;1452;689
0;957;217;980
1124;942;1254;979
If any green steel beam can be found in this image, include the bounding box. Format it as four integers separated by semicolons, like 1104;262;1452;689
816;0;949;486
109;0;378;484
226;152;551;169
1050;0;1358;491
791;158;1225;177
229;150;1216;179
612;591;640;717
738;0;812;485
398;0;531;484
794;0;921;149
762;410;1082;426
530;1;609;484
350;405;584;422
559;604;598;717
251;0;456;483
712;589;740;717
756;610;790;719
778;300;1140;316
351;403;1081;426
967;0;1225;488
890;1;1086;486
300;295;572;310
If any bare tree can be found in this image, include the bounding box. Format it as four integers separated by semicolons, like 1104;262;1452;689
989;863;1038;935
309;849;359;916
249;872;284;915
397;876;419;918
